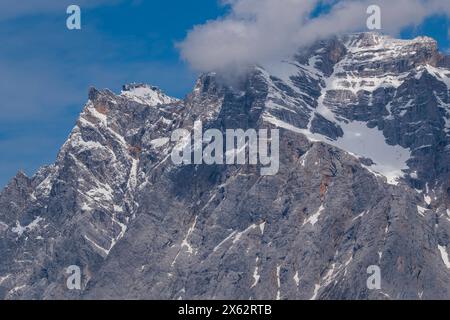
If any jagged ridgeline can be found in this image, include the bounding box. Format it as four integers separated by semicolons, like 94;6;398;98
1;32;450;300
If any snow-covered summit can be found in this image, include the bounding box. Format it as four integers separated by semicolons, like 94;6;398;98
260;32;449;186
121;83;179;106
342;32;437;49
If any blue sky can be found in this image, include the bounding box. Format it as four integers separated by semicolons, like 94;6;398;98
0;0;448;187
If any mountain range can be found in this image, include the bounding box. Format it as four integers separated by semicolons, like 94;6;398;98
1;32;450;300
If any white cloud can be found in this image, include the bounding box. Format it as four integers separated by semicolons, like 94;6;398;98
178;0;450;72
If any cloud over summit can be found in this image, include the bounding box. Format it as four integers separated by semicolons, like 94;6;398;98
178;0;450;72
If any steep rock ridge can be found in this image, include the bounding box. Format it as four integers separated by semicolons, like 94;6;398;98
0;85;183;298
1;32;450;299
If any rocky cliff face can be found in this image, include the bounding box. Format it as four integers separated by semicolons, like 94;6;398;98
1;33;450;300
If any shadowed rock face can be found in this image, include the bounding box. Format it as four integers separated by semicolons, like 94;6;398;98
1;33;450;300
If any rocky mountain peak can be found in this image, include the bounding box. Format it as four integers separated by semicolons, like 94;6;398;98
13;170;29;182
87;86;116;102
120;83;179;106
342;32;440;68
